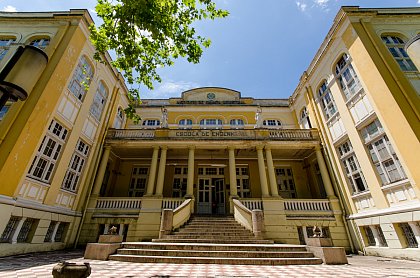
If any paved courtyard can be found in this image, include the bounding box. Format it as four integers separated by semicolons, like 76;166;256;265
0;249;419;278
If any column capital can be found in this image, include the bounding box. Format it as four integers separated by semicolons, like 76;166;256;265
256;145;265;151
228;145;236;151
265;145;272;151
104;145;112;150
315;144;322;151
160;145;168;151
153;145;160;151
188;145;196;150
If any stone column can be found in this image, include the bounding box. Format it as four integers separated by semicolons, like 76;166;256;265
155;146;168;196
256;145;270;197
186;146;195;197
315;145;336;198
145;146;160;196
265;146;279;197
50;221;61;243
228;146;238;197
92;146;111;196
11;217;26;244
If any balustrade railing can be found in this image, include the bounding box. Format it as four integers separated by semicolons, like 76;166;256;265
284;199;331;211
95;198;142;209
240;199;263;210
162;198;184;209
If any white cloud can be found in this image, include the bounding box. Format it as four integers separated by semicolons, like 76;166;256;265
314;0;329;7
143;80;200;99
296;1;307;12
1;5;17;12
418;0;420;4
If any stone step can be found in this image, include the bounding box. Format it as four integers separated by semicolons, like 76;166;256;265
152;238;275;244
117;248;315;258
173;231;252;236
122;242;307;252
109;254;323;265
166;235;257;240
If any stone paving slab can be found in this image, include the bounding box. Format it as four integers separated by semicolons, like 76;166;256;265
0;250;419;277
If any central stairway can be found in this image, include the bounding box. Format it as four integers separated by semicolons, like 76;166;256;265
109;215;322;265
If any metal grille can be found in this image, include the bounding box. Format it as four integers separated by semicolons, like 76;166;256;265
376;226;388;247
17;218;35;243
0;216;20;243
54;222;67;242
365;226;376;246
44;221;57;242
400;223;418;248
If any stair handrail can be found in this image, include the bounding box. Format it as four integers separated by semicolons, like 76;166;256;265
172;198;192;229
232;199;264;238
159;198;192;239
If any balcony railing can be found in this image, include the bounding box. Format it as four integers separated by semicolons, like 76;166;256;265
95;197;142;210
284;199;331;211
240;199;263;210
106;128;319;141
162;198;184;209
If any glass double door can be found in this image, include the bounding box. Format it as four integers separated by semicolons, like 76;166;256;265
197;178;225;214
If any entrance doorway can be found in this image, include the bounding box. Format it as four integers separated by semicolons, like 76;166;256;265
197;167;226;214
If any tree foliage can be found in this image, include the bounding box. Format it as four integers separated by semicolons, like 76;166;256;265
90;0;228;118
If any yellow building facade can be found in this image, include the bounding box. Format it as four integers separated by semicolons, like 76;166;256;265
0;6;419;260
0;10;129;256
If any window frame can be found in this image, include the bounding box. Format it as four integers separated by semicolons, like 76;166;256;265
61;139;90;193
334;54;363;101
0;37;16;61
199;118;223;129
381;35;417;72
67;55;94;102
89;81;108;121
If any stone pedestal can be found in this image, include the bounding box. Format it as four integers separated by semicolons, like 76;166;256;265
84;235;123;260
306;237;348;265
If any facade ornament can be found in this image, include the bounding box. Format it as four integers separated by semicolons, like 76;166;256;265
254;107;262;128
161;107;168;128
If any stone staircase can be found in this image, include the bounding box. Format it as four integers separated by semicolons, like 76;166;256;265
109;215;322;265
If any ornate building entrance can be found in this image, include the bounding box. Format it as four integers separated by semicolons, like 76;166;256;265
197;167;226;214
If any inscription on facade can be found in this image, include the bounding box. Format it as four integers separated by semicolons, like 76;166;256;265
173;130;249;138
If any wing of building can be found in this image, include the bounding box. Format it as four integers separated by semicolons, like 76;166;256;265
0;7;419;260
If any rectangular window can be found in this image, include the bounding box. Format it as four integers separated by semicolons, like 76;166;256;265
28;120;68;183
68;56;93;101
0;216;20;243
337;141;367;195
362;120;406;185
0;38;15;61
62;139;90;193
172;167;188;197
129;167;148;197
364;226;376;246
44;221;57;242
54;222;68;242
399;223;418;248
17;218;36;243
90;82;108;120
275;167;296;198
236;166;250;198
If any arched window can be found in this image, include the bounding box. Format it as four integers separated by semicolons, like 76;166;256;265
199;119;223;129
263;119;281;128
29;37;50;50
179;119;193;129
381;35;417;72
0;37;16;61
300;107;312;129
318;81;338;120
142;119;161;127
90;81;108;120
334;54;362;100
230;119;244;128
68;55;94;101
113;107;124;128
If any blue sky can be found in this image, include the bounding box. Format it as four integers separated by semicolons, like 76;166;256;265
2;0;419;99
